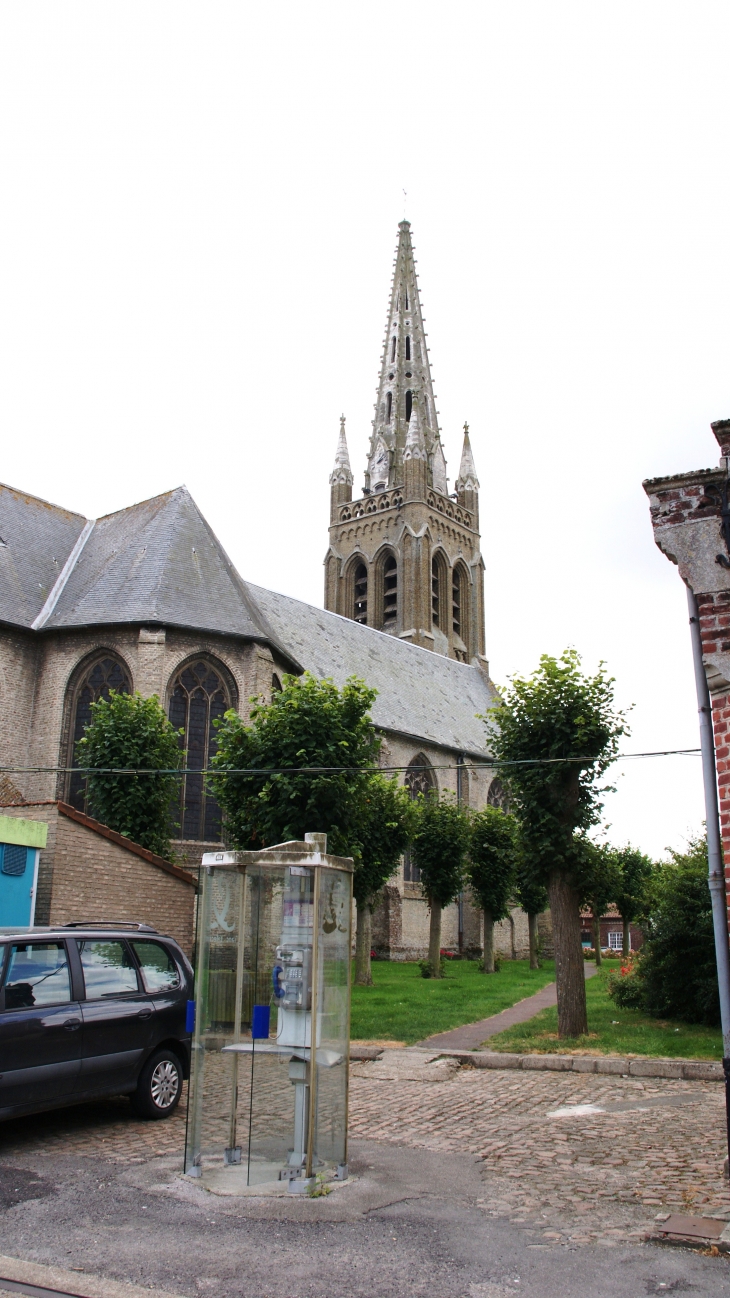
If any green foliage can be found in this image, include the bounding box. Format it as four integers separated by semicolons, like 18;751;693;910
467;806;518;921
76;691;182;858
353;774;414;908
487;650;628;889
410;794;471;908
637;835;720;1027
613;844;655;926
514;861;548;918
419;958;446;978
579;838;622;914
209;673;379;857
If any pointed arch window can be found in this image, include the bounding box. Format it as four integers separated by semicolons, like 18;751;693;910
487;778;510;811
405;336;411;360
354;563;368;624
431;555;446;629
168;659;233;841
391;336;396;362
405;390;412;422
452;563;470;660
386;391;392;423
452;568;463;636
403;754;437;882
383;555;397;626
65;654;132;811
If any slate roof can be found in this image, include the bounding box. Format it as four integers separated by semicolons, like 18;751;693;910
250;584;496;757
0;484;299;669
0;483;87;628
1;480;496;755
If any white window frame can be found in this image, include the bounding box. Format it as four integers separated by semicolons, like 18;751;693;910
607;930;628;951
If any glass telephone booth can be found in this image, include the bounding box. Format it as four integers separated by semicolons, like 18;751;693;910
184;834;352;1194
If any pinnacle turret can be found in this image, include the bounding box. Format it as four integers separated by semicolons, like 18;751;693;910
365;220;447;494
455;422;479;493
403;405;427;461
329;415;353;486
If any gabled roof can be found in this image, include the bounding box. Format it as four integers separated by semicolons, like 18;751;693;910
249;583;496;757
0;482;300;669
0;483;87;628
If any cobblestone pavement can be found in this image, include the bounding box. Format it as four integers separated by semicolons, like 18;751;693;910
348;1050;730;1248
2;1052;729;1252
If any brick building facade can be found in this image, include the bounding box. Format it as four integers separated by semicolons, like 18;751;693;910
1;801;196;954
644;418;730;933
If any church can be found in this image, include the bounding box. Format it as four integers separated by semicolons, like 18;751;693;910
0;221;529;960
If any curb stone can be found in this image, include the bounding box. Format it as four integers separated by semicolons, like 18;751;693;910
430;1050;723;1081
0;1255;185;1298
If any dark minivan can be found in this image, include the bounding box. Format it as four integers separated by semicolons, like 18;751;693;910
0;923;194;1120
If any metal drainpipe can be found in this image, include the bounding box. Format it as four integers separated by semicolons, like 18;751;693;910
457;754;465;954
687;583;730;1172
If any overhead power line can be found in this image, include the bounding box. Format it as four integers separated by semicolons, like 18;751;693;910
0;748;702;777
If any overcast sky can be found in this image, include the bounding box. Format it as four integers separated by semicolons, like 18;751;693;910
2;2;729;857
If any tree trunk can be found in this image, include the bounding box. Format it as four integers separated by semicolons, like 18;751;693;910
354;900;373;986
428;900;442;976
528;912;539;970
622;918;631;960
482;908;494;972
508;912;517;960
548;872;588;1038
592;912;602;967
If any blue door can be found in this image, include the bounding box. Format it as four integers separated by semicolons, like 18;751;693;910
0;844;37;927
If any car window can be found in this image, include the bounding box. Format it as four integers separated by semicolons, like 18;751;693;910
3;942;71;1009
77;940;139;998
131;941;181;993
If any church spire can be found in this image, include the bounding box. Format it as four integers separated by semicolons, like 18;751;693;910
365;220;445;495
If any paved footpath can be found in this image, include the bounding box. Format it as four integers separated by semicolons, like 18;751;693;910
416;963;598;1050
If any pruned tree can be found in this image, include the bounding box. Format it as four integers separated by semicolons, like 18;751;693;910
613;844;655;958
514;858;548;971
411;794;470;977
578;839;622;968
209;673;379;856
353;775;414;986
487;650;628;1037
76;690;183;858
467;806;518;973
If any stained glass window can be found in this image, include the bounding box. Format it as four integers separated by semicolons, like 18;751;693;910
403;754;437;884
168;660;230;842
68;656;131;811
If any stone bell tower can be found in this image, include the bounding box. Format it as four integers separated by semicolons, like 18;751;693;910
324;220;486;664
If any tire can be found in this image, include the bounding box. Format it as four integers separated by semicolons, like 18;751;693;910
132;1048;183;1119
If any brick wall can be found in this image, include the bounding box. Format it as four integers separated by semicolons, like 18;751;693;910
1;802;196;955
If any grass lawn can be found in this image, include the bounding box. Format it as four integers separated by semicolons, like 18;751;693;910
488;960;723;1059
350;958;556;1046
